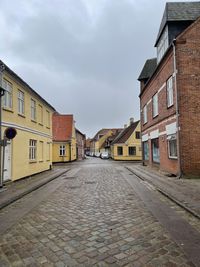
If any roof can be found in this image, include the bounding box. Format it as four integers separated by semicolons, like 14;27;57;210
100;129;123;148
138;58;157;81
53;114;73;141
76;128;86;138
111;121;140;145
0;59;55;111
155;1;200;46
92;129;114;141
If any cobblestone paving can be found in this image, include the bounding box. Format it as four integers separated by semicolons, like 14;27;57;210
0;163;196;267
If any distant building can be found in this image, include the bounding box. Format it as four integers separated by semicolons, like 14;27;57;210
111;120;142;161
0;60;55;181
76;129;85;160
138;2;200;177
90;128;122;156
52;114;76;163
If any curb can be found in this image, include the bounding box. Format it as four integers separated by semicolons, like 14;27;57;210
0;169;70;211
125;166;200;220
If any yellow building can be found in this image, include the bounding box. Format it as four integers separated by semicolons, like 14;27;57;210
90;129;121;156
111;120;142;161
0;60;55;182
52;114;77;163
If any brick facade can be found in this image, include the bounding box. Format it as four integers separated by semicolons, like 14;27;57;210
140;17;200;177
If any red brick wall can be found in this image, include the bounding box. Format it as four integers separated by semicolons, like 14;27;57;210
176;18;200;176
140;47;178;175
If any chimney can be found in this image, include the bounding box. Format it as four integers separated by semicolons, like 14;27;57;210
130;117;134;124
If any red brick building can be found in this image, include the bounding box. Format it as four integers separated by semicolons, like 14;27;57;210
76;129;86;160
138;2;200;177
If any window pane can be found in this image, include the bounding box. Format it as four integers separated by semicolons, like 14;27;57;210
152;138;160;163
129;147;136;155
143;141;149;160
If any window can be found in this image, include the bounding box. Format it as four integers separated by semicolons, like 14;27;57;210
167;76;173;107
29;140;37;161
143;105;147;124
117;146;123;156
39;141;44;161
129;146;136;156
143;141;149;160
18;90;25;115
152;138;160;163
31;99;36;121
60;145;66;156
168;135;177;159
2;79;12;109
46;110;50;128
135;131;141;139
152;93;158;117
157;26;168;63
38;104;43;125
46;142;50;161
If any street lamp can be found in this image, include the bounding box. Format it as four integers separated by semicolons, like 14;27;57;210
0;63;5;188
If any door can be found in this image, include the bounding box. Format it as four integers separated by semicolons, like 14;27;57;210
3;142;11;181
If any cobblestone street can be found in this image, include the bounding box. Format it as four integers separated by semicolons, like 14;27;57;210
0;158;199;267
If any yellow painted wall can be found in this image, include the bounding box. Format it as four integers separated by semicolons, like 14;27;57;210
2;71;54;181
94;130;113;153
52;118;77;162
111;122;142;161
52;142;70;162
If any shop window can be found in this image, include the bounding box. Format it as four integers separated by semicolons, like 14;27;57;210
152;138;160;163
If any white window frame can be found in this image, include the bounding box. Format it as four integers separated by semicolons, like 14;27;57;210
18;90;25;115
38;104;43;125
167;134;177;159
157;26;168;63
2;79;13;109
143;105;147;124
152;93;158;118
29;140;37;161
60;145;66;156
31;99;36;121
46;110;50;128
167;76;173;107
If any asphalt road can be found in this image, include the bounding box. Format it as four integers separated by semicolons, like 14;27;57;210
0;157;199;267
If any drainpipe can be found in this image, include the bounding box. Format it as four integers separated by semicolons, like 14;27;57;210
172;39;182;178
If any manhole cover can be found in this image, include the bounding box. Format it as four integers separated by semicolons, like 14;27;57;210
85;181;96;184
64;176;77;180
69;186;81;189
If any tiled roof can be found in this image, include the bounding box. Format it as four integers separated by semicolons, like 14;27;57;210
111;121;140;145
100;129;123;149
53;113;73;141
0;59;55;111
138;58;157;81
155;1;200;45
92;128;121;141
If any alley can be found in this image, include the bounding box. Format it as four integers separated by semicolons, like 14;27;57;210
0;158;199;267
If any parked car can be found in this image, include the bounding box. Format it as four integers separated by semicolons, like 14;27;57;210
95;152;101;157
100;152;109;159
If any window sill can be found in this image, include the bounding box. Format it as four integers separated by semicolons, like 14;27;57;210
167;104;174;109
39;160;44;163
46;126;50;129
143;122;147;125
38;123;43;126
46;160;50;162
18;113;25;118
169;156;177;160
3;107;13;113
29;160;37;163
31;119;37;123
153;114;159;119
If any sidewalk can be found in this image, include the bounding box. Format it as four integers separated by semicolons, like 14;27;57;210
126;164;200;219
0;167;70;210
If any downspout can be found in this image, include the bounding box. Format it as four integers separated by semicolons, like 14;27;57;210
172;39;182;178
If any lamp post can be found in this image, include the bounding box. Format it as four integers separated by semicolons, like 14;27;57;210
0;63;5;188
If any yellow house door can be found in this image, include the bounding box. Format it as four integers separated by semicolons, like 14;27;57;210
3;142;11;181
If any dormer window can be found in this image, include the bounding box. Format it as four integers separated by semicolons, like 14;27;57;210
157;26;168;63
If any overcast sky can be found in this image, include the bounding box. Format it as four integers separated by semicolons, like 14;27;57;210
0;0;193;138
